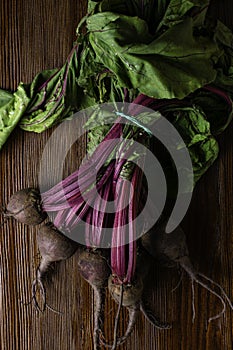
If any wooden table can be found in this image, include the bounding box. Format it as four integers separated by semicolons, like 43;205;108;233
0;1;232;349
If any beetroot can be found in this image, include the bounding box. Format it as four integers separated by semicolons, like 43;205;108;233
141;224;233;323
5;188;46;225
77;249;111;350
32;222;79;312
78;249;110;289
107;250;170;349
108;275;143;307
107;275;142;349
141;224;188;268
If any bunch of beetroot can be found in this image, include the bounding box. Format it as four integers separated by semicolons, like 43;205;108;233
4;96;233;350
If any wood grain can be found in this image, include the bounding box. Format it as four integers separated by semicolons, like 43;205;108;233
0;1;232;349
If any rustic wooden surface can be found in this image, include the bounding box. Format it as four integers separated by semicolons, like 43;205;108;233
0;1;232;349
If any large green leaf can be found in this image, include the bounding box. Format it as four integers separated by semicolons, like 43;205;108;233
158;0;210;29
163;104;219;182
88;0;170;33
19;46;80;132
87;13;220;99
0;84;29;148
191;87;233;135
0;89;13;107
211;20;233;96
87;0;208;33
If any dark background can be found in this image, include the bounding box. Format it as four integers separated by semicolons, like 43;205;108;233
0;1;232;349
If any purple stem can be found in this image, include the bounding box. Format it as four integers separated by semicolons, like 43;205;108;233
111;179;131;282
42;92;158;206
42;92;161;245
125;166;140;283
124;88;129;102
54;161;116;231
26;91;47;114
141;0;144;17
131;94;150;107
53;208;70;227
37;70;60;92
66;160;115;208
203;84;232;108
85;209;93;249
42;120;123;202
68;202;91;228
90;175;113;247
64;159;113;206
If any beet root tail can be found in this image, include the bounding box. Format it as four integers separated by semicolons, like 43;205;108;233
115;303;140;347
140;300;171;329
93;286;106;350
100;302;140;349
179;258;233;323
31;267;62;315
31;274;46;313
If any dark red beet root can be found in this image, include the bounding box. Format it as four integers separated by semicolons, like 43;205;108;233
108;276;143;307
141;224;233;323
5;188;47;225
141;224;188;268
106;250;170;349
32;222;79;313
78;250;110;289
78;249;111;350
37;222;79;269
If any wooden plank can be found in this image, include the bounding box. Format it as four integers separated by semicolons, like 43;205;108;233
0;1;232;349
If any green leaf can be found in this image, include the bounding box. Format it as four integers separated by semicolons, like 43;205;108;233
78;40;106;101
158;0;210;29
0;89;13;107
89;0;170;33
0;84;29;149
78;36;139;104
210;20;233;97
164;104;219;182
19;46;80;132
87;13;220;99
88;0;208;33
191;87;233;135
